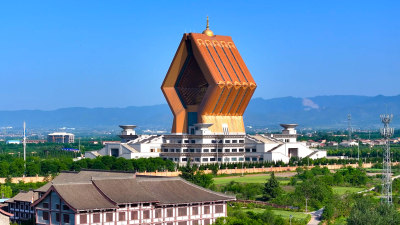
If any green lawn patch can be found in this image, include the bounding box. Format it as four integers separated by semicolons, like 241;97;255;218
333;217;347;225
271;209;310;220
214;174;289;185
242;208;309;220
332;186;365;195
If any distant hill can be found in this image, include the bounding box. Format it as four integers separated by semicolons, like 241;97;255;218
0;95;399;130
245;95;400;130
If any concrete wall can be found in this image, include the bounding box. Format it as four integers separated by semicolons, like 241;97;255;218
2;162;394;181
137;162;385;176
0;175;47;184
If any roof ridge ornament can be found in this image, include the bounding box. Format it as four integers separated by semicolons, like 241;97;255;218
202;16;214;37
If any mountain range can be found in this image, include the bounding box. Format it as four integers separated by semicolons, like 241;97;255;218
0;95;399;131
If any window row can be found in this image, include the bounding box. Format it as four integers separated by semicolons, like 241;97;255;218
163;148;245;153
173;139;245;144
76;205;224;223
42;212;70;223
10;203;32;211
41;202;69;211
245;157;264;161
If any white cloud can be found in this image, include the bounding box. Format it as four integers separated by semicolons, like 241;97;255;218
302;98;319;110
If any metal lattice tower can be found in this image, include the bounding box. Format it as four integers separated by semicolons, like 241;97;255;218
347;114;352;141
380;114;394;204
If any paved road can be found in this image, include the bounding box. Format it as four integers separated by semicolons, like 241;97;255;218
307;208;324;225
357;174;400;194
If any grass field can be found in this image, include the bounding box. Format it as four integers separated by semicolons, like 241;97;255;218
333;217;347;225
214;174;290;185
332;186;365;195
242;208;309;220
271;209;310;220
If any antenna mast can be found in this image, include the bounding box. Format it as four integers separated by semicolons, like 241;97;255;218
380;114;394;204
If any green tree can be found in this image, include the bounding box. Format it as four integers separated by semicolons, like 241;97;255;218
0;185;12;198
112;157;134;171
26;161;40;176
0;161;9;177
294;177;333;210
179;162;213;188
263;172;282;200
9;158;25;177
347;198;400;225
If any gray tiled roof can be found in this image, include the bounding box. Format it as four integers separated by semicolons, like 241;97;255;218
53;183;117;210
34;170;234;211
6;191;39;203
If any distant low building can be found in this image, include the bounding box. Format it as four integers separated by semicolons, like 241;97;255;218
326;141;338;147
47;132;74;143
6;140;21;144
26;140;47;144
339;141;359;147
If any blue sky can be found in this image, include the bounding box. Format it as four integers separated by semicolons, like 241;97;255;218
0;1;399;110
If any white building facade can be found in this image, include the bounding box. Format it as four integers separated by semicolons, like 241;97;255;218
86;124;326;165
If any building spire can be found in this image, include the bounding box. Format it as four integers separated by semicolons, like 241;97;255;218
202;16;214;36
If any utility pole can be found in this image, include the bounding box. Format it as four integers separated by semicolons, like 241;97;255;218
305;198;308;213
357;140;360;161
380;114;394;204
347;114;352;142
23;122;26;172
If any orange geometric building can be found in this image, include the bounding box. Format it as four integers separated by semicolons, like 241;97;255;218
161;18;257;134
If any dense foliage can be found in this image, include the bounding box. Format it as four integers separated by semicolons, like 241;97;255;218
179;162;214;188
218;181;263;200
0;155;175;177
273;166;368;211
264;172;282;200
347;197;400;225
1;181;47;197
293;166;368;187
214;203;310;225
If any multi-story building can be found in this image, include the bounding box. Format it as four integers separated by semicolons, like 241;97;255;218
47;132;75;143
244;124;326;163
6;190;39;223
84;19;326;165
32;170;234;225
161;123;246;165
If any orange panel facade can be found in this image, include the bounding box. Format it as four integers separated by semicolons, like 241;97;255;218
161;24;257;134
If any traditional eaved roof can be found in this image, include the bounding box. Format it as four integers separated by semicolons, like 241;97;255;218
137;176;234;204
33;170;234;211
0;206;13;217
53;184;117;210
35;170;135;193
92;178;158;204
6;190;38;203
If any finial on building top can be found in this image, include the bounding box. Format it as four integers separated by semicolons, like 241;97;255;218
202;16;214;37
